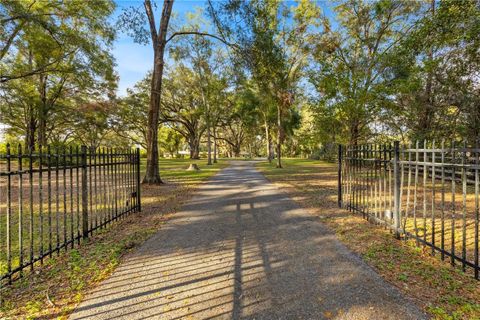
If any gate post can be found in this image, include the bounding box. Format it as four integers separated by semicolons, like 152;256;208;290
81;145;89;239
338;144;343;208
393;141;401;239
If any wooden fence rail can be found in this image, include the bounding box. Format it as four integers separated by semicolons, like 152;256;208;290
0;144;141;283
338;141;479;280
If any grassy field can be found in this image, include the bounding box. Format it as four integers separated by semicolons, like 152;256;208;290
257;158;480;320
0;158;229;319
143;158;229;183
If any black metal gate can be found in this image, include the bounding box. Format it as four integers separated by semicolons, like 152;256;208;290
338;141;479;279
0;145;141;282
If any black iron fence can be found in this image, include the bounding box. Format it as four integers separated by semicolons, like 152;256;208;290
338;141;479;279
0;144;141;282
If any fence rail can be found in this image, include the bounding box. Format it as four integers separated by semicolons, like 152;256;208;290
0;144;141;282
338;141;479;279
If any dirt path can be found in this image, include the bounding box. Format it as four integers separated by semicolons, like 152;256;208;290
70;161;427;320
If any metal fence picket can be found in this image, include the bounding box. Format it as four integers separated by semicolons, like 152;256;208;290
0;144;141;282
338;141;480;279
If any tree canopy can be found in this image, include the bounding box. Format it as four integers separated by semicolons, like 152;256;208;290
1;0;479;168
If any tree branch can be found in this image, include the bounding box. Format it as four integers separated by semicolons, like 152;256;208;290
0;49;77;83
0;13;55;24
0;22;25;62
165;31;238;49
143;0;158;47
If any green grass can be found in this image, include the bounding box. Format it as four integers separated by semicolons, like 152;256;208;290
0;157;229;319
257;158;334;176
154;158;229;184
1;225;158;319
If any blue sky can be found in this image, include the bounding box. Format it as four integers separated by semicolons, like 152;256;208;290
113;0;207;96
112;0;335;96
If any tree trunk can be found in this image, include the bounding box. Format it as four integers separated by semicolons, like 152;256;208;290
276;105;282;168
202;89;212;165
142;0;174;184
25;49;36;151
207;122;212;165
233;144;241;157
276;141;282;168
189;136;200;159
37;74;48;147
213;127;217;163
265;120;272;163
26;113;36;152
37;115;47;146
143;50;163;183
192;144;200;159
350;122;360;146
421;0;436;141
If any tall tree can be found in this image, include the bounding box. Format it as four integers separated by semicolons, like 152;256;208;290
119;0;233;182
118;0;174;184
0;0;116;149
310;0;420;145
387;0;480;141
209;0;322;167
160;65;207;159
113;75;151;149
170;30;228;165
70;101;114;149
217;86;261;157
0;1;73;82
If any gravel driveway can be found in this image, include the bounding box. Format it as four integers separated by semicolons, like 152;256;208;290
70;161;427;320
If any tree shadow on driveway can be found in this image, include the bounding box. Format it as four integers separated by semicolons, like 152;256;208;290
68;162;427;320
